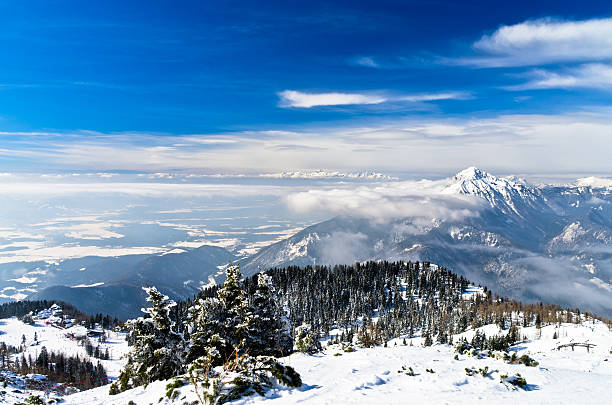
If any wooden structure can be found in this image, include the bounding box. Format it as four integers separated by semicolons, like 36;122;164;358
555;342;596;352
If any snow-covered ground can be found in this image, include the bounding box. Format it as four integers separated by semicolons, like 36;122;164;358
0;316;129;404
62;319;612;405
0;317;129;379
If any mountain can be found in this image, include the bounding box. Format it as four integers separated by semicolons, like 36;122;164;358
243;167;612;317
28;245;235;318
15;167;612;318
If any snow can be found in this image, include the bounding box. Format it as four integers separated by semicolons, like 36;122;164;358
57;319;612;405
557;222;587;243
0;317;129;379
284;232;320;261
71;282;105;288
8;276;38;284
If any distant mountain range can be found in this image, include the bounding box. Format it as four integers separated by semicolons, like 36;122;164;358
9;167;612;318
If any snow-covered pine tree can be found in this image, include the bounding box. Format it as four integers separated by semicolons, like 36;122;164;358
186;266;302;403
186;264;251;370
218;265;251;351
246;272;293;356
185;295;228;367
111;286;183;393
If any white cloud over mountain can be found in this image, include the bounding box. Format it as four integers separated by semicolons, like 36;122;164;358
286;178;484;223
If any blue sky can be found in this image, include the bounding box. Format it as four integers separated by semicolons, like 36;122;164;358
1;1;612;174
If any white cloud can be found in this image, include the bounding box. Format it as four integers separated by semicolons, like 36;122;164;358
286;179;484;223
463;17;612;67
278;90;386;107
355;56;379;68
507;64;612;90
277;90;467;108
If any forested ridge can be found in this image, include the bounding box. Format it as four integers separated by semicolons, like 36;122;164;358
193;261;611;347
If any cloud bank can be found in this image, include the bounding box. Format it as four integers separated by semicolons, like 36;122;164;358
1;111;612;174
286;179;484;223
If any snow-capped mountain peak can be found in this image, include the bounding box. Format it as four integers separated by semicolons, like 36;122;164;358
453;166;489;181
444;167;543;216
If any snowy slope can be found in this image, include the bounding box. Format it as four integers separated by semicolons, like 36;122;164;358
0;317;128;379
62;320;612;405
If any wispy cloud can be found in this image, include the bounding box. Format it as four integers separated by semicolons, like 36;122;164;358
278;90;469;108
397;92;471;102
278;90;387;108
354;56;380;68
506;63;612;90
457;17;612;67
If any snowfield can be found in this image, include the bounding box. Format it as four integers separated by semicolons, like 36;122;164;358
61;320;612;405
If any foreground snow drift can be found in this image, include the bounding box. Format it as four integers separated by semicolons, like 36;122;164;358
64;320;612;405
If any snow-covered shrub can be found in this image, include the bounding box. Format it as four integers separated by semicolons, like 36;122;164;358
500;373;527;389
507;353;538;367
295;323;320;354
189;351;301;404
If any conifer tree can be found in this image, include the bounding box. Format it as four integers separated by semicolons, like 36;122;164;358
218;265;251;351
246;272;293;356
112;287;183;393
185;294;228;366
186;265;251;368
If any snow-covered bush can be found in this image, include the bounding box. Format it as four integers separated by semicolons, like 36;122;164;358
189;351;301;404
295;323;320;354
500;373;527;389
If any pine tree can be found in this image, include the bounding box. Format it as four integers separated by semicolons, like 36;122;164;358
246;273;293;356
186;265;251;368
295;323;320;353
218;265;251;351
423;330;433;347
186;266;302;403
112;287;183;393
185;295;228;366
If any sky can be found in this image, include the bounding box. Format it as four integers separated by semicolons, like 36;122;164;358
1;0;612;175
